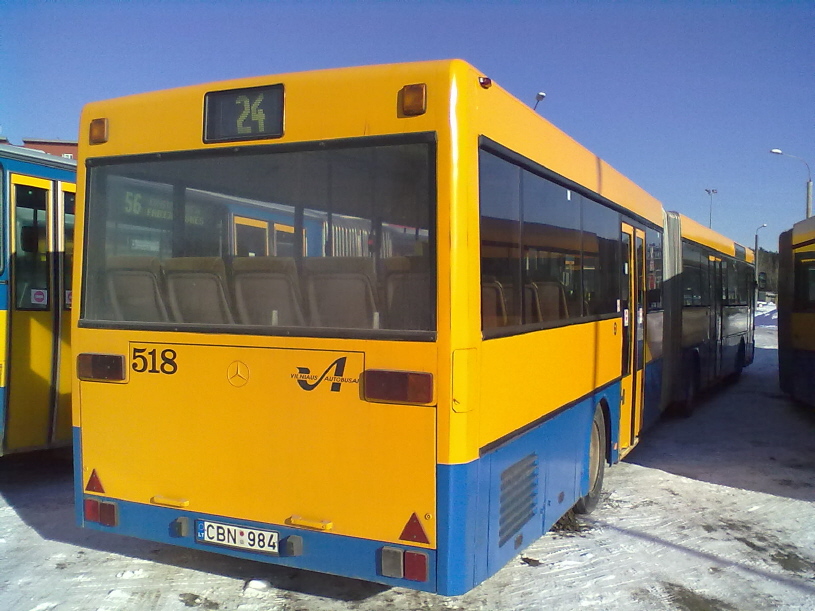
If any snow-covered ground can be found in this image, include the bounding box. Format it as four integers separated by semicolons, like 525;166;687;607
2;322;814;610
755;302;778;329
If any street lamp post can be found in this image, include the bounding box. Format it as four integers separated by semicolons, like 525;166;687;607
754;223;766;285
705;188;717;228
770;149;813;218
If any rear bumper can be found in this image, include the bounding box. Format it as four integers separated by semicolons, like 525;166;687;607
73;427;438;592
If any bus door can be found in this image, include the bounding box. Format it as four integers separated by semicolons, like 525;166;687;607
4;175;73;452
55;185;75;444
708;256;723;382
620;224;646;450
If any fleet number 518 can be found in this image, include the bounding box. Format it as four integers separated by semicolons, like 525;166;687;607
132;347;178;375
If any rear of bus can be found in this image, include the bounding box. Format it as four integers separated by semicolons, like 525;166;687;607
74;63;454;591
779;216;815;406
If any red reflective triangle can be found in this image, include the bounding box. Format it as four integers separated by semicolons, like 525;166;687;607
85;469;105;493
399;512;429;544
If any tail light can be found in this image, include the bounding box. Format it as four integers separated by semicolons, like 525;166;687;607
362;370;433;405
84;498;119;527
380;546;429;582
77;353;125;382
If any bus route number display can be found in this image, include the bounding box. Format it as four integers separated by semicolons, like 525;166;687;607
204;84;284;143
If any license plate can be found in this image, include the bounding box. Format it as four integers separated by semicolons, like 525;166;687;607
195;520;279;554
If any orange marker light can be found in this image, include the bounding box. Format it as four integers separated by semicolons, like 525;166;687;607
89;118;109;145
401;83;427;117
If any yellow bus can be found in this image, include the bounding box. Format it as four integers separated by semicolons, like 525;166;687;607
779;215;815;407
662;213;755;416
72;60;752;594
0;144;75;455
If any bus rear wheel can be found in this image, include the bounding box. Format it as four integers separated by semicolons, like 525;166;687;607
574;405;606;514
727;341;745;384
677;360;700;418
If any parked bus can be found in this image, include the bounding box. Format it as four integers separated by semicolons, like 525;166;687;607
0;145;75;456
779;215;815;407
72;60;752;594
662;212;755;417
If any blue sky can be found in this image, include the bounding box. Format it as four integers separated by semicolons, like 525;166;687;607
1;0;812;251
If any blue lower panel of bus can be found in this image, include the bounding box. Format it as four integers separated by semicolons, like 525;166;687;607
72;428;439;593
436;383;621;595
75;382;620;596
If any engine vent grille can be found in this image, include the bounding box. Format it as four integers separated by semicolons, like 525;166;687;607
498;453;538;547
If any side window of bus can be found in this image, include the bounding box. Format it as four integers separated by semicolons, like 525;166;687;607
581;197;620;316
479;147;624;332
522;171;581;322
64;191;76;309
14;184;50;310
700;251;713;307
645;227;663;310
682;242;703;306
479;151;522;329
725;259;739;305
793;252;815;311
736;261;751;306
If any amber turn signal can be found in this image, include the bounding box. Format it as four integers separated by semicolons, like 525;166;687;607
400;83;427;117
89;118;109;144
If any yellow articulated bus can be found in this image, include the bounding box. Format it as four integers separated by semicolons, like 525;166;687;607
779;215;815;407
0;145;75;455
662;212;755;417
72;60;752;594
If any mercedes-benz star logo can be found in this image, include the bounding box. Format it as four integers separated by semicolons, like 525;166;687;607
227;361;250;387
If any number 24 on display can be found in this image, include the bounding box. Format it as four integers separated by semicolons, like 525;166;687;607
132;347;178;375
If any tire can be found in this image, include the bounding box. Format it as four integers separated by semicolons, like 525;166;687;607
676;361;699;418
574;405;606;515
729;342;745;383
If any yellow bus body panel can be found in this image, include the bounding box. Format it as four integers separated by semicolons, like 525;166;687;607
77;332;438;547
80;62;456;157
6;310;54;450
479;319;621;447
678;213;742;257
791;312;815;352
